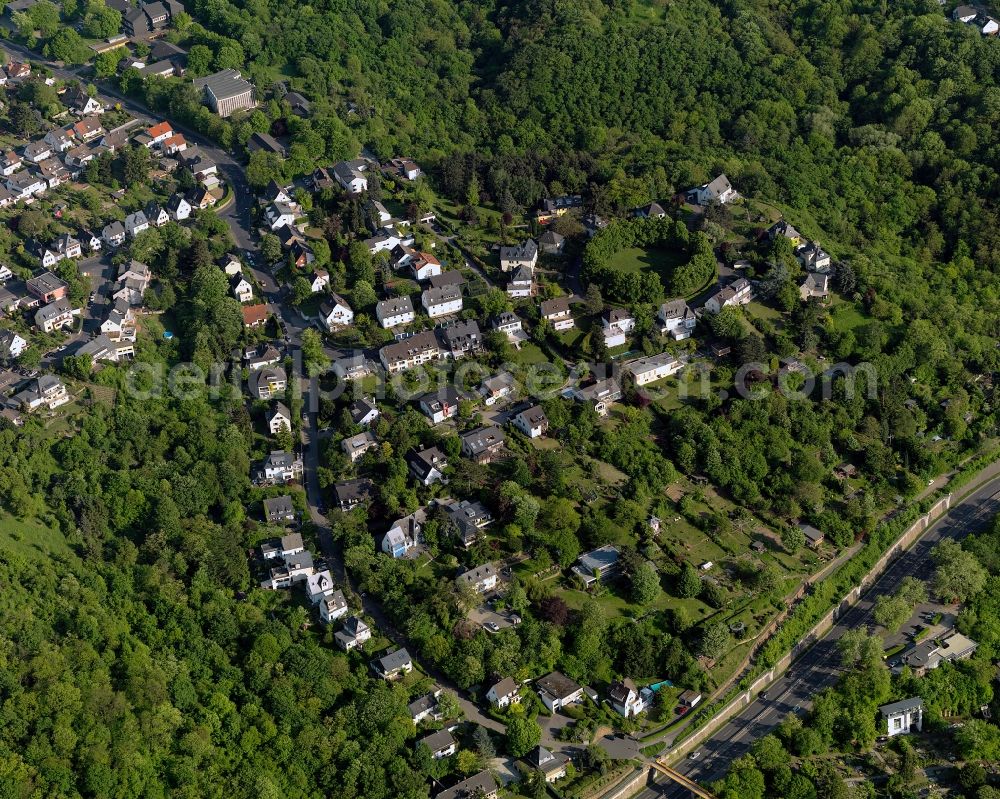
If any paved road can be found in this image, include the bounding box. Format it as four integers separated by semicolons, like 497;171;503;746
664;474;1000;794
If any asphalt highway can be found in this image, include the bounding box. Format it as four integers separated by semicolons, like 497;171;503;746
664;476;1000;794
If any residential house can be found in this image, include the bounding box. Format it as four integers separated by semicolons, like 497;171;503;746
880;698;923;737
573;377;622;416
897;631;978;676
309;269;329;293
218;252;242;276
506;264;534;298
418;730;457;760
435;771;498;799
261;532;303;560
422;285;463;318
527;747;569;783
0;151;22;176
491;311;523;341
441;319;482;359
443;499;493;547
633;201;666;219
76;334;134;363
81;230;101;253
333;478;374;511
349;397;379;427
26;271;67;303
245;343;281;371
704;278;752;314
535;195;583;225
540;297;574;330
100;301;135;341
407;447;447;487
242;304;270;328
265;201;297;230
387;157;421;181
319;589;349;623
320;295;354;330
0;329;27;359
678;690;702;709
459;426;505;464
0;264;11;281
161;133;187;155
34;299;75;332
43;127;75;153
332;353;373;381
102;220;126;248
166;193;192;221
626;352;683;386
332;159;369;194
248;132;286;158
306;569;336;603
230;273;254;303
266;401;291;434
512;405;549;438
538;229;565;255
410;251;442;281
455;563;499;594
797;240;832;273
260;549;314;590
335;616;371;651
409;691;444;725
71;116;105;142
371;648;413;680
64;84;104;116
799;524;825;548
263;496;295;525
283;91;311;117
13;374;69;411
342;430;378;463
536;672;584;712
310;166;335;191
368;198;391;226
251;366;287;400
499;239;538;272
36;158;70;189
192;69;256;117
379;330;441;373
799;272;830;301
382;506;427;557
658;299;697;339
487;677;520;709
768;219;802;246
7;170;47;200
21;137;53;164
144;202;169;228
689;173;738;205
480;372;515;406
178;147;218;182
114;260;151;306
602;308;635;348
186;186;216;210
375;296;416;329
428;272;465;292
418;386;462;424
572;544;621;586
258;450;303;483
954;5;978;23
608;678;647;718
124;210;150;238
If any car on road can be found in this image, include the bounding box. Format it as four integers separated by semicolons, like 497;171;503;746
759;692;768;700
483;621;501;633
688;751;701;760
89;292;96;302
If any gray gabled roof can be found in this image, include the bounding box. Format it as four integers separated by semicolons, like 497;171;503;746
374;647;412;672
879;697;923;716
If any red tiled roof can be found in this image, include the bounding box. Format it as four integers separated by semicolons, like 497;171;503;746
241;303;270;327
147;121;172;138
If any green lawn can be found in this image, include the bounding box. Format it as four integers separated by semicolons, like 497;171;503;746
606;247;687;301
513;342;549;366
830;300;867;332
0;512;72;562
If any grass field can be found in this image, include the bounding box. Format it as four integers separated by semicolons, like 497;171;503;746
830;300;867;332
0;513;72;562
607;247;686;301
513;342;549;366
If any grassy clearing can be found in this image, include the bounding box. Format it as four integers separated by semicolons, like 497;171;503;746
607;246;686;301
0;512;72;562
513;342;549;366
830;300;867;332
